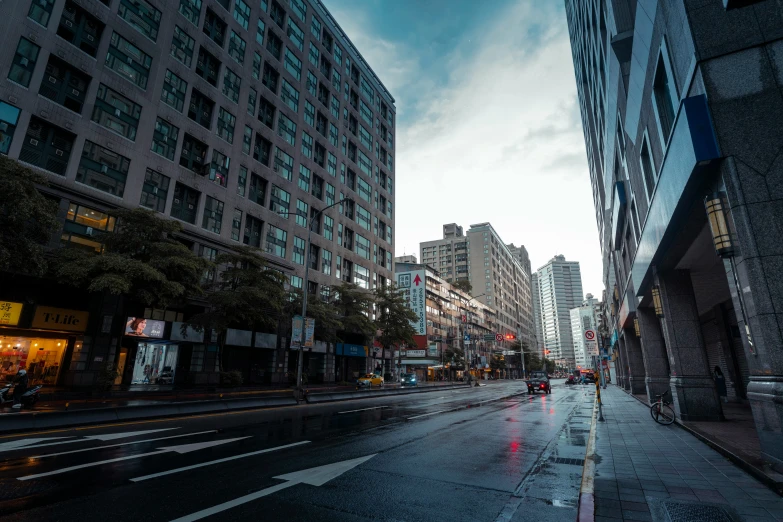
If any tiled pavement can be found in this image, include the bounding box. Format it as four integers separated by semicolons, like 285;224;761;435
593;385;783;521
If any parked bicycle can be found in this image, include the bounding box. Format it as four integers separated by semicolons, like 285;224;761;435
650;390;675;425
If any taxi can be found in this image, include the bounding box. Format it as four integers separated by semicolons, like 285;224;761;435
357;373;384;387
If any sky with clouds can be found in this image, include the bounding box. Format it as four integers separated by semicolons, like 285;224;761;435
323;0;603;297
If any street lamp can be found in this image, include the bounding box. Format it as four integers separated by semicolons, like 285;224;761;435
276;197;350;402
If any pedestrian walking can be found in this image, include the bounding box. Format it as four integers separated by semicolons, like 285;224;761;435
714;366;728;403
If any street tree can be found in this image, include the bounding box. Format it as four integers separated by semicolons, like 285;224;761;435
186;247;287;371
451;279;472;295
0;156;59;275
374;283;418;366
332;283;376;343
443;345;465;380
284;289;343;342
56;208;210;307
490;354;507;372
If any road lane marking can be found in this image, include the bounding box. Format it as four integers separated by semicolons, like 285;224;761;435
0;437;74;452
337;406;389;414
169;454;375;522
18;437;250;481
407;410;447;419
129;440;311;482
0;428;180;453
33;430;218;458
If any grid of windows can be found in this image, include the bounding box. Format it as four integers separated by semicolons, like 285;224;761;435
265;225;287;257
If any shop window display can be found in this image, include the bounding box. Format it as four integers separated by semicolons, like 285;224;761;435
131;343;179;385
0;336;68;385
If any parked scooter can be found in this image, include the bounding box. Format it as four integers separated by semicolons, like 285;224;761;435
0;373;42;410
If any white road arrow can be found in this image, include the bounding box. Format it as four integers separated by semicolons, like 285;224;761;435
17;437;250;481
170;454;377;522
0;428;179;454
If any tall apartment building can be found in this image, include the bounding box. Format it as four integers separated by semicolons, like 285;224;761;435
566;0;783;466
507;243;535;349
536;255;583;367
0;0;395;386
530;273;544;355
420;223;532;341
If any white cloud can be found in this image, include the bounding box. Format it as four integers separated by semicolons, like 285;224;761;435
326;1;603;296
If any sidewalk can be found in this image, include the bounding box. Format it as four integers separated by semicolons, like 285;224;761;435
592;385;783;521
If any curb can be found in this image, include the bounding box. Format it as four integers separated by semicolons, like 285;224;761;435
306;383;470;403
623;388;783;497
576;397;598;522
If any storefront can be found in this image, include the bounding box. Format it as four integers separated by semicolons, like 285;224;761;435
335;343;368;382
0;302;88;386
123;316;181;388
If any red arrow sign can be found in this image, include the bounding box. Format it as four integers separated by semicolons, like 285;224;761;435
413;275;422;286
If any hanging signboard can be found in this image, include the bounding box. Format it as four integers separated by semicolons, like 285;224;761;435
396;270;426;335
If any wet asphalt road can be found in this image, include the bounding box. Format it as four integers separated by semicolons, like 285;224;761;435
0;379;596;522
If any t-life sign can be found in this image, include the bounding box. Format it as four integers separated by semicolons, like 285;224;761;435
32;306;89;332
396;269;426;335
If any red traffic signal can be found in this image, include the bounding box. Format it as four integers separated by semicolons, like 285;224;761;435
544;350;551;355
505;334;516;340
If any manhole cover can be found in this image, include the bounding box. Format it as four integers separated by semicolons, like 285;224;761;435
662;501;737;522
550;457;585;466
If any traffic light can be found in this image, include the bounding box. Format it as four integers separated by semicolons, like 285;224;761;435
544;350;551;355
504;334;516;341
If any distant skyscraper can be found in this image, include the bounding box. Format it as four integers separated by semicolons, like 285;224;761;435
570;294;599;368
531;273;544;356
536;255;584;367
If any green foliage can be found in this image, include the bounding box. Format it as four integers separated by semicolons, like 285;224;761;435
284;289;343;342
374;283;418;350
490;354;507;370
451;278;473;295
332;283;376;343
0;156;60;275
443;345;465;368
220;370;244;387
95;364;120;391
56;208;210;307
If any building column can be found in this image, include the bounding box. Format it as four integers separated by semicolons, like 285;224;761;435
637;307;671;402
622;328;647;395
617;336;631;391
655;269;723;421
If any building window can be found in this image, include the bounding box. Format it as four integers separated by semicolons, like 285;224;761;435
179;133;208;174
292;236;305;264
228;30;246;64
222;67;241;103
139;169;170;213
653;52;676;143
237;165;248;197
118;0;161;42
209;150;230;187
298;164;311;192
195;46;220;86
179;0;202;26
262;62;280;93
284;47;302;81
270;184;290;217
287;19;304;51
311;16;321;40
323;215;334;241
62;203;116;251
39;56;91;114
92;83;141;141
329;123;339;147
358;150;372;177
249;172;267;205
353;263;369;289
270;1;285;27
640;135;656;202
243;215;263;247
258;96;275;128
290;0;306;21
325;182;335;206
105;32;151;89
161;70;187;112
151;117;179;161
266;31;282;59
171;182;200;224
356;176;371;202
233;0;251;29
0;102;21;155
200;244;218;284
256;18;265;45
18;117;75;176
304;101;315;127
202;196;224;234
242;125;252;155
253;134;271;165
277;113;296;146
307;71;317;97
217;107;236;144
359;100;373;126
311;174;324;200
295;199;308;228
202;8;226;46
231;208;243;241
247;87;257;116
76;140;130;197
8;38;40;88
281;79;300;112
321;249;332;275
360;76;374;103
188;89;214;129
265;225;287;257
308;42;319;67
356;205;371;231
301;132;313;158
57;1;105;57
273;148;293;180
327;152;337;177
170;26;195;67
29;0;55;27
359;125;372;151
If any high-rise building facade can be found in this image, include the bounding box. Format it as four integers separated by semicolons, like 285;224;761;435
570;293;599;368
566;0;783;467
507;243;535;349
0;0;395;294
536;255;583;367
420;223;532;341
0;0;396;389
530;272;544;355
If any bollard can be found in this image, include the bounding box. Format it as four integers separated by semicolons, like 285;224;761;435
595;374;605;422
